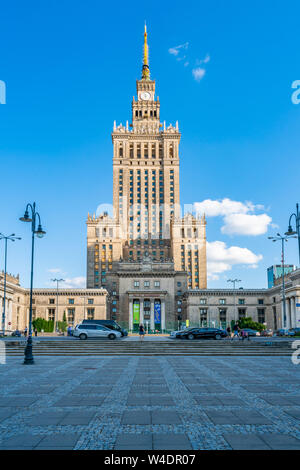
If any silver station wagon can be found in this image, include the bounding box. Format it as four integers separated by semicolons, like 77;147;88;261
73;323;122;340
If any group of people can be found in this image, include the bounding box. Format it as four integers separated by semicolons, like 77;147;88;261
226;323;250;341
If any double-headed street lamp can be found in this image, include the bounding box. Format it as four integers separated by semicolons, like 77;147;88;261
51;278;65;333
20;203;46;365
285;203;300;267
0;233;21;336
268;233;297;328
227;279;241;324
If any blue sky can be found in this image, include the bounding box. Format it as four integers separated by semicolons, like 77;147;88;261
0;0;299;289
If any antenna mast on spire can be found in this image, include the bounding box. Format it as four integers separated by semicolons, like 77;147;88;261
142;23;150;80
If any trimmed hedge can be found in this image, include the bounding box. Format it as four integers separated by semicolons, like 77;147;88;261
32;318;68;332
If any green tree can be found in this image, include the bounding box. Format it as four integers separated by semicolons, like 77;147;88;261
237;316;265;332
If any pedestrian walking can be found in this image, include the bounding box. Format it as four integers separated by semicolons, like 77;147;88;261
24;326;28;337
34;328;38;337
139;324;145;341
241;329;250;341
231;323;240;340
226;326;231;339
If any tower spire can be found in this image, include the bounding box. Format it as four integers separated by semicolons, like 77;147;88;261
142;23;150;80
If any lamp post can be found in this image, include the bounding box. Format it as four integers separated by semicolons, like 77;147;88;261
268;233;296;329
227;279;241;324
51;278;65;333
20;203;46;365
285;203;300;267
0;233;21;336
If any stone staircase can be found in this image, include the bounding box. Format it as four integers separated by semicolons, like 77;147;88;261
2;338;294;356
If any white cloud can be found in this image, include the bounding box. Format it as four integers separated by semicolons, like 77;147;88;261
48;268;63;274
222;213;272;236
168;42;189;56
63;277;86;288
196;54;210;65
207;241;263;280
194;198;272;236
192;67;206;81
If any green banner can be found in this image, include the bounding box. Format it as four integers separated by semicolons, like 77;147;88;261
133;302;140;324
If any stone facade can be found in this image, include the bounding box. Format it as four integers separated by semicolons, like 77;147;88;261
86;26;207;315
184;268;300;330
0;273;108;332
1;269;300;332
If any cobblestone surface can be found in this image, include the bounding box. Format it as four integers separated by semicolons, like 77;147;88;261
0;356;300;449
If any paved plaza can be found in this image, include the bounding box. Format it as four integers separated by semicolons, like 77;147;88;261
1;355;300;449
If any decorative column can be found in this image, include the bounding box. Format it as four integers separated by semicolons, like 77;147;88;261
161;299;166;331
296;296;300;327
150;298;155;330
140;298;144;325
286;298;291;329
129;298;133;331
292;297;297;328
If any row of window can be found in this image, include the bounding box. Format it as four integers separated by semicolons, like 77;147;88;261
48;308;95;322
42;298;95;305
134;280;161;288
199;298;264;305
199;308;265;323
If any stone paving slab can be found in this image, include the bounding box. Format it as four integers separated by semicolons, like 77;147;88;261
1;356;300;450
223;433;271;450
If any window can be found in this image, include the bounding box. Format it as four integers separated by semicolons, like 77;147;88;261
87;308;94;320
67;308;75;323
258;308;265;324
144;281;150;287
154;281;160;287
238;308;246;320
219;309;227;322
48;308;55;321
238;299;245;305
219;299;226;305
134;281;140;287
258;299;264;305
200;299;206;305
49;298;55;304
88;299;94;305
68;299;74;305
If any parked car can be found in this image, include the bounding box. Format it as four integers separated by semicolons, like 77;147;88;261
240;328;260;337
274;328;289;336
173;327;228;340
169;327;195;339
287;328;300;336
11;329;21;337
73;323;122;340
260;329;273;337
81;319;128;337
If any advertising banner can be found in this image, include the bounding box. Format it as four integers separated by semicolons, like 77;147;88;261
133;302;140;324
154;301;161;323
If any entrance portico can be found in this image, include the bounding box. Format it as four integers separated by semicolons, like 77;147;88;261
128;292;167;332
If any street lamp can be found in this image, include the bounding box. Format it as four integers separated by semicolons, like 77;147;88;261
268;233;297;328
0;233;21;335
227;279;241;324
285;203;300;267
20;202;46;365
51;278;65;333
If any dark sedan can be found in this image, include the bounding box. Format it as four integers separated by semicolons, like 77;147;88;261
176;327;228;340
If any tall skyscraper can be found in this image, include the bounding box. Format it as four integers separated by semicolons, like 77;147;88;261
87;26;207;296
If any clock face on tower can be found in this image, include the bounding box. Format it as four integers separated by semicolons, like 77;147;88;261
140;91;151;101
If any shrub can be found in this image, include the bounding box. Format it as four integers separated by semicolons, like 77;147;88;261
238;317;265;332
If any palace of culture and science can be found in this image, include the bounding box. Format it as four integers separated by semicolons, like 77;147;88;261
86;26;207;331
1;27;299;334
